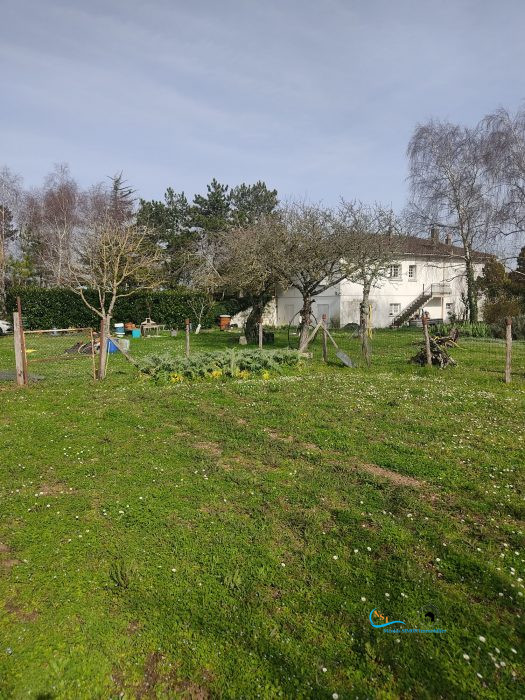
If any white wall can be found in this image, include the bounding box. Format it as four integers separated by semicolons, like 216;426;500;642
274;284;341;327
272;256;483;329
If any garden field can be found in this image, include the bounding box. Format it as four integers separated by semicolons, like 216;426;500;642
0;329;524;699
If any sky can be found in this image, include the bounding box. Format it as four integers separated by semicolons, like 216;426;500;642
1;0;525;209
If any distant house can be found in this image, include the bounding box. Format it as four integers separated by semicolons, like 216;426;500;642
234;231;486;329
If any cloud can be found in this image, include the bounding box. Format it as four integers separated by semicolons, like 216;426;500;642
1;0;525;205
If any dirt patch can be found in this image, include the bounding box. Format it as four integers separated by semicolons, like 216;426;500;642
1;558;21;569
35;482;73;497
5;599;39;622
0;542;20;569
194;441;222;457
264;428;293;443
123;651;210;699
127;620;142;635
356;462;423;489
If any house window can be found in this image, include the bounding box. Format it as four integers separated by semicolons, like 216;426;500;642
389;303;401;316
389;264;401;279
408;264;417;279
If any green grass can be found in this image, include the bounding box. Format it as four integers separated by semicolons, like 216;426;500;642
0;329;524;699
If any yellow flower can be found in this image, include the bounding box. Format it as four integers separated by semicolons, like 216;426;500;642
170;372;184;383
261;370;270;380
210;369;223;379
237;369;250;379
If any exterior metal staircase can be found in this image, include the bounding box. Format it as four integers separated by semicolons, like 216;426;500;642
391;284;452;327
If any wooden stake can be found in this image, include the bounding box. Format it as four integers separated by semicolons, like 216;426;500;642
185;319;190;357
505;316;512;384
258;317;263;350
12;312;25;386
16;297;28;385
90;328;97;380
422;316;432;367
321;314;328;362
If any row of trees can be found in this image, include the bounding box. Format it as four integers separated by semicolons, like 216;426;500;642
1;102;525;358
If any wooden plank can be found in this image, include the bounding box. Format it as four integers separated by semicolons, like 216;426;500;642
108;336;139;367
24;327;93;334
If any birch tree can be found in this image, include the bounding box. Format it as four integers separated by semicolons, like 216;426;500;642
407;120;495;322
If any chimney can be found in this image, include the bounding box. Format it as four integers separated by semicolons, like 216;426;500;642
430;225;440;244
445;232;452;246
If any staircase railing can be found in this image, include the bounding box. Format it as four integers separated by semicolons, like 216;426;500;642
391;283;452;327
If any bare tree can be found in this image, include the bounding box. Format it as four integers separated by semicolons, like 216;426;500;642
338;201;405;364
482;106;525;239
0;167;22;316
269;202;346;350
407;120;496;322
218;216;281;342
20;164;82;286
69;217;163;378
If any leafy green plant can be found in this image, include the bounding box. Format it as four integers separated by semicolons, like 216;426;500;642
138;348;300;383
434;321;493;338
109;557;133;589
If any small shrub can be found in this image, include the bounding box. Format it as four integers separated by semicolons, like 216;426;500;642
434;321;493;338
139;348;301;383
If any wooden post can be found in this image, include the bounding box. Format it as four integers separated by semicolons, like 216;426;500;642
258;317;263;350
185;319;190;358
321;314;328;362
505;316;512;384
98;317;107;380
89;328;97;380
16;297;28;385
422;315;432;367
12;312;25;386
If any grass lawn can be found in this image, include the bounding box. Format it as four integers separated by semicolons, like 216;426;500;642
0;328;524;699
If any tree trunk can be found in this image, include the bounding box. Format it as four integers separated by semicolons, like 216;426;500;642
298;295;313;352
465;251;478;323
0;233;6;318
98;314;111;380
359;282;371;366
245;293;271;343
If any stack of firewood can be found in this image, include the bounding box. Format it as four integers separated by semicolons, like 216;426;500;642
411;335;457;368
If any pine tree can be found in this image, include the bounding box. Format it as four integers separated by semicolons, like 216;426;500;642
137;187;194;286
192;179;231;233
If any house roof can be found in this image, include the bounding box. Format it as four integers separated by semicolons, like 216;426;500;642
399;235;487;261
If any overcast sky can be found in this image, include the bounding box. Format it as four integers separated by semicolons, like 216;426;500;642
1;0;524;208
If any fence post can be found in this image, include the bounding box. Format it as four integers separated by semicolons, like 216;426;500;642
90;328;97;380
12;312;26;386
258;317;263;350
505;316;512;384
422;315;432;367
322;314;328;362
185;319;190;358
16;297;28;385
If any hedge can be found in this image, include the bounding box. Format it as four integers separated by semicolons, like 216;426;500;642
5;287;247;331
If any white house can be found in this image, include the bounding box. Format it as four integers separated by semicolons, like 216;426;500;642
235;232;486;329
